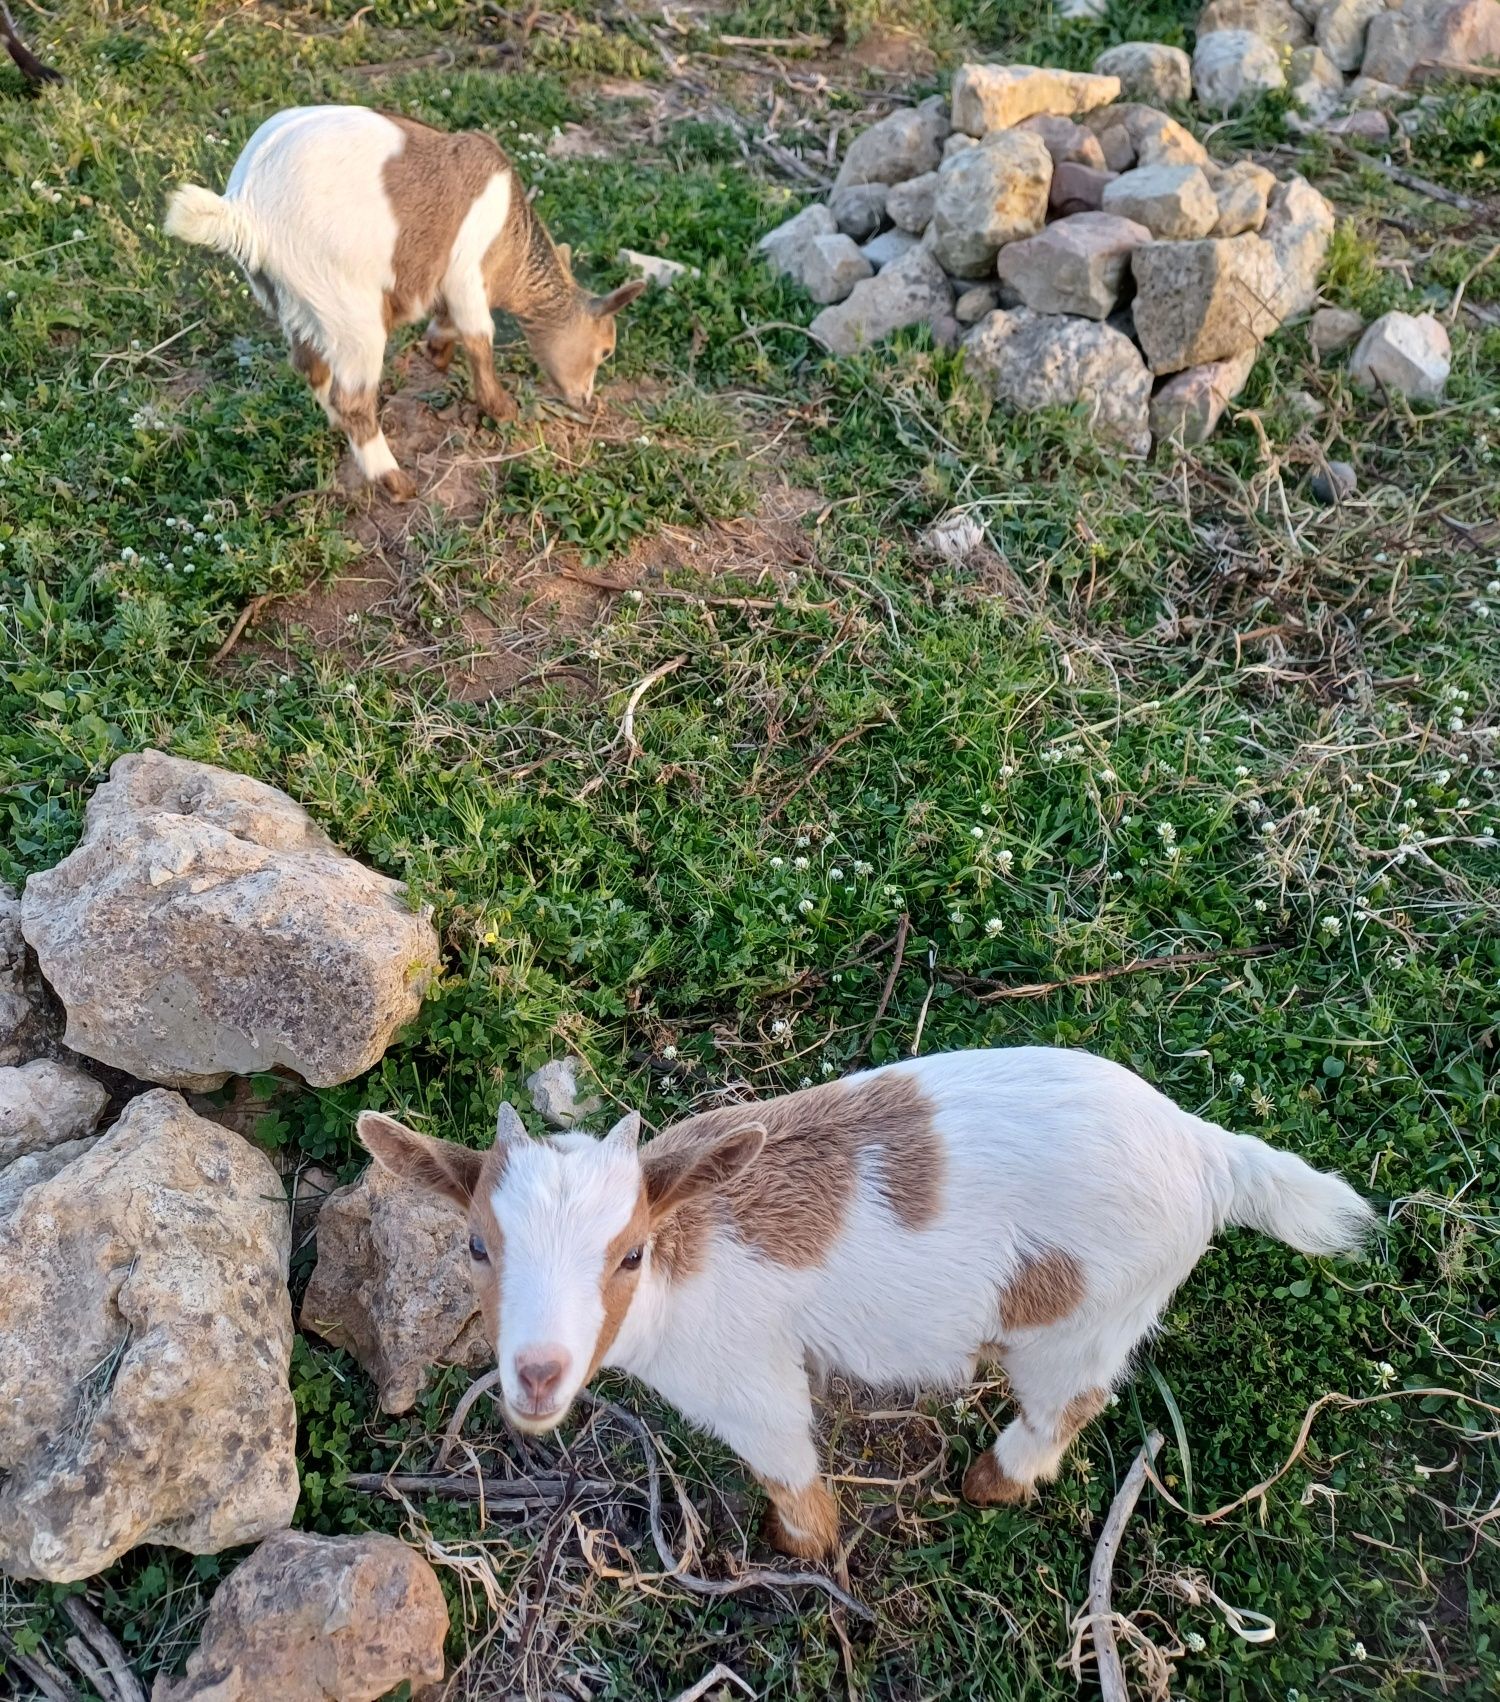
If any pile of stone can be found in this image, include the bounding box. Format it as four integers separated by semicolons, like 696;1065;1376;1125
757;59;1452;453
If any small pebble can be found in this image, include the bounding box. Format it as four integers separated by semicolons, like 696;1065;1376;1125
1311;460;1357;504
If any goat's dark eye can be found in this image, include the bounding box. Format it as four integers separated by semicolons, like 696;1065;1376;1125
468;1235;489;1263
619;1245;644;1272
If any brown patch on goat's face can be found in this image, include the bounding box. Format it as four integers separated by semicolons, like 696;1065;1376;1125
465;1143;511;1352
646;1069;942;1270
586;1188;652;1378
1056;1386;1110;1444
998;1248;1086;1332
381;116;507;328
962;1452;1032;1507
759;1476;841;1560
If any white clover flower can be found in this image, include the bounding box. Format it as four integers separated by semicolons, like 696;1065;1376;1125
798;898;814;913
1434;769;1452;784
1349;780;1365;795
661;1045;677;1062
770;856;783;868
985;917;1003;936
1121;813;1134;826
626;588;643;603
1184;1631;1206;1654
1320;915;1343;936
770;1019;789;1037
829;867;843;882
1235;764;1250;779
1351;1643;1367;1661
980;802;992;815
821;1058;836;1076
1253;898;1267;912
796;835;810;848
1375;1361;1397;1388
1099;766;1117;783
995;849;1014;870
949;911;963;925
1156;822;1177;843
970;826;984;840
794;855;809;870
1229;1071;1246;1088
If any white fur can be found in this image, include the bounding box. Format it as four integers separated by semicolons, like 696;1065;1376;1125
164;105;513;486
482;1047;1374;1501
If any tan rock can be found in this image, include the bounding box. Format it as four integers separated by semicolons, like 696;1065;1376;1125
1132;235;1283;373
0;882;56;1067
1050;162;1121;215
1309;304;1365;356
1015;114;1108;167
152;1530;447;1702
1212;160;1278;235
1199;0;1313;44
1092;42;1194;104
887;170;940;233
929;130;1052;276
301;1158;489;1414
1194;29;1289;112
1362;0;1500;88
996;212;1155;320
0;1058;108;1166
835;95;950;187
21;751;441;1092
1263;174;1337;316
1102;164;1220;238
1317;0;1389;70
951;63;1120;136
1150;349;1259;444
0;1091;297;1581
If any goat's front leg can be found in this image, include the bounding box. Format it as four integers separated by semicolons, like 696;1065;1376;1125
667;1358;838;1560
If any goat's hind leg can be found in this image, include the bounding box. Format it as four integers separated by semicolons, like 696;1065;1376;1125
963;1323;1136;1508
424;314;457;373
290;338;337;425
324;319;414;502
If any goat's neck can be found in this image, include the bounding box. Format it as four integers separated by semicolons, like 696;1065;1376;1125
498;193;577;330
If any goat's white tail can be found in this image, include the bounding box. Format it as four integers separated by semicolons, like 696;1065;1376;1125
163;185;260;270
1219;1130;1377;1257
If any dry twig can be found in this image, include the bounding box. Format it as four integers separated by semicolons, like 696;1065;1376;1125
59;1600;145;1702
947;944;1275;1004
1070;1432;1164;1702
859;911;910;1059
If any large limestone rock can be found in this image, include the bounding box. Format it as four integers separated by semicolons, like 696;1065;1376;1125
1082;104;1209;169
1050;162;1120;215
1150;348;1259;444
1132;235;1283;373
800;233;873;304
526;1055;602;1129
835;95;949;187
887;170;940;233
1102;164;1219;239
1263;175;1336;316
929;131;1052;277
1362;0;1500;87
0;1091;297;1581
828;184;888;241
152;1530;448;1702
0;1138;101;1222
758;201;838;281
1317;0;1389;69
861;227;921;269
1091;42;1194;105
1287;44;1347;122
1199;0;1313;43
811;247;954;354
1212;160;1278;236
1349;311;1451;401
996;213;1154;320
300;1158;488;1414
1194;30;1288;111
20;751;441;1092
0;1058;108;1166
1310;304;1365;356
0;882;55;1066
951;64;1120;136
964;309;1154;456
1015;114;1107;167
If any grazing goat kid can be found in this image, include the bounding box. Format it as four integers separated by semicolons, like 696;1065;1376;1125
164;105;645;500
361;1047;1375;1560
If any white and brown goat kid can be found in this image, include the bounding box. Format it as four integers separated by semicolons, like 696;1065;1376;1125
361;1047;1374;1560
165;105;645;500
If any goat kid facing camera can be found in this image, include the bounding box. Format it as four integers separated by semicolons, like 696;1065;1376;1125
362;1047;1375;1561
165;105;645;500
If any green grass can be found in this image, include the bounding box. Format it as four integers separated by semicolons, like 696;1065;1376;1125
2;1;1499;1698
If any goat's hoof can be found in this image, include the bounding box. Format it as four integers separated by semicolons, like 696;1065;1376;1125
762;1505;837;1562
477;392;519;423
427;342;456;373
962;1453;1032;1507
379;469;418;503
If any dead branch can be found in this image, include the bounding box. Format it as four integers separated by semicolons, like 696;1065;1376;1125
765;717;887;823
1072;1432;1164;1702
210;593;276;664
617;654;686;757
947;943;1276;1004
0;1630;80;1702
859;911;910;1059
59;1600;145;1702
345;1470;614;1506
436;1365;505;1469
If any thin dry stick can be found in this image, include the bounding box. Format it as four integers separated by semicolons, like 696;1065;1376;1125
1077;1432;1164;1702
579;1391;876;1622
59;1600;146;1702
0;1631;79;1702
669;1664;757;1702
618;655;687;757
859;911;910;1059
345;1471;614;1505
210;593;276;665
436;1365;505;1469
1145;1388;1500;1525
765;719;886;824
953;944;1276;1005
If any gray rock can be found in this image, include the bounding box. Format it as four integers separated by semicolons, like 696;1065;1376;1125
617;248;698;288
758;201;839;280
1317;0;1388;70
811;247;955;356
996;212;1155;320
1083;103;1210;168
1194;29;1289;112
1212;160;1277;235
1102;164;1220;238
1092;42;1194;105
1199;0;1313;45
801;233;875;304
1349;310;1451;401
1309;304;1365;356
951;63;1120;136
955;285;1001;325
929;130;1053;277
1149;348;1258;444
20;751;442;1093
0;1091;296;1581
829;184;889;241
300;1156;490;1413
963;309;1154;455
526;1055;603;1129
0;1137;99;1223
1015;114;1108;167
1050;162;1121;215
835;95;949;188
942;132;979;162
1132;235;1284;373
1287;44;1346;123
1263;174;1336;317
887;170;940;233
1092;121;1138;171
1324;107;1392;139
861;227;921;269
1287;386;1328;418
1311;459;1358;501
0;1057;108;1166
152;1530;449;1702
1362;0;1500;89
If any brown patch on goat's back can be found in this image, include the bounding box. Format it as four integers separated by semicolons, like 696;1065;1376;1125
998;1248;1086;1332
1056;1386;1110;1443
649;1068;942;1269
381;115;509;328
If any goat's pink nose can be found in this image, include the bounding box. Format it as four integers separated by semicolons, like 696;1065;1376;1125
515;1349;571;1409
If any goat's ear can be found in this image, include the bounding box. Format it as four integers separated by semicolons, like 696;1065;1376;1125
642;1122;766;1220
555;241;572;272
603;1109;641;1153
495;1100;528;1147
593;278;647;319
358;1111;483;1212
